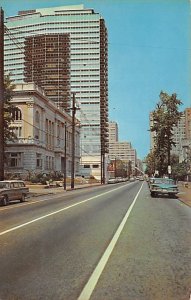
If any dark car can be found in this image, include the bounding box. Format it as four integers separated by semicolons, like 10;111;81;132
0;180;29;206
149;177;179;198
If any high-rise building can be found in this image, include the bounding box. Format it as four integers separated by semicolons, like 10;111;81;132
4;4;109;180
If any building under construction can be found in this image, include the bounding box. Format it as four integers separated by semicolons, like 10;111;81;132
24;34;71;112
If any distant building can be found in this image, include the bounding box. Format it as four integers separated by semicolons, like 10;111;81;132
5;83;80;178
108;120;137;173
109;121;118;143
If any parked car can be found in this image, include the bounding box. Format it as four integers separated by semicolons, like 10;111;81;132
107;178;117;184
149;177;179;198
0;180;29;206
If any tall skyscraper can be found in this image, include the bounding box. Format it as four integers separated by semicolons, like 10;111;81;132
4;4;109;180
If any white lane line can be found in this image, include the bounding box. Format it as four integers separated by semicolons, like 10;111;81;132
0;182;134;212
0;183;132;236
78;183;144;300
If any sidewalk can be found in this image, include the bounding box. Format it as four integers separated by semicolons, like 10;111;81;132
178;182;191;208
27;182;101;198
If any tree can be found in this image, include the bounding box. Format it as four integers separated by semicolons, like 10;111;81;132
4;74;16;144
145;151;157;177
150;91;182;177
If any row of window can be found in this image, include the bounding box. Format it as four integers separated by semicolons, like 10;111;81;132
8;22;100;31
83;164;99;169
6;152;55;170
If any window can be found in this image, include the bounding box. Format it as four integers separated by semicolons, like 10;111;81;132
57;124;60;146
35;111;40;140
84;164;90;168
36;153;42;168
12;107;22;120
7;153;22;167
12;126;22;137
93;164;99;168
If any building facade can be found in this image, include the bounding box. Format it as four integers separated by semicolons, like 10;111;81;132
109;142;137;169
4;4;109;181
5;83;80;179
171;113;186;161
185;108;191;140
24;34;71;111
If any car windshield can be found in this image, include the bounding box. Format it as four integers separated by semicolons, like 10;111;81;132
153;178;176;185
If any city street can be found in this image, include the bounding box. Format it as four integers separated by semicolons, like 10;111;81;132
0;181;191;300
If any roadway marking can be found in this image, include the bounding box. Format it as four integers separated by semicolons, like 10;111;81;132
0;182;134;212
0;182;136;236
77;183;144;300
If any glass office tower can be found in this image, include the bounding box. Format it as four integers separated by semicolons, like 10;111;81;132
4;5;109;180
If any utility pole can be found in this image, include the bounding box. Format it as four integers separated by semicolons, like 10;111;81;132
0;8;4;181
71;93;76;189
114;157;117;178
63;122;67;190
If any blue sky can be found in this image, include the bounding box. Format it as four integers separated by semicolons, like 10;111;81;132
1;0;190;159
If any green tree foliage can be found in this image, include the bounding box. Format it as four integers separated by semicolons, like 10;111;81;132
172;161;188;181
145;151;157;177
150;91;182;177
4;74;16;144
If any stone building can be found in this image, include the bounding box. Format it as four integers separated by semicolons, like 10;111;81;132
5;83;80;179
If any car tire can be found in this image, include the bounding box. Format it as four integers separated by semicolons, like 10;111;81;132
1;195;9;206
151;192;155;197
20;194;26;203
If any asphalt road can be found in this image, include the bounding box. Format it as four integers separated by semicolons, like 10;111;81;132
0;181;190;300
